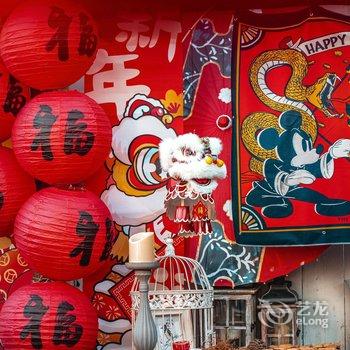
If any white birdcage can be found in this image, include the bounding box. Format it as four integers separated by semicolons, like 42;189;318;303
130;238;215;350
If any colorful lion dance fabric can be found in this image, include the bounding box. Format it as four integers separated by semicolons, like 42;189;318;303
159;133;227;237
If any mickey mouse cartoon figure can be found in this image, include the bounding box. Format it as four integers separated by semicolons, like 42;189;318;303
246;110;350;218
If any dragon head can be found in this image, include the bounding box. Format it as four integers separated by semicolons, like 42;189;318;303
307;73;341;117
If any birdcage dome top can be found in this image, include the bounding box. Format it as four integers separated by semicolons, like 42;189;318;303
131;238;213;311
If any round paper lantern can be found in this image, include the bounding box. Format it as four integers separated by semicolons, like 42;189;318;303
14;187;115;280
0;147;36;236
0;0;99;90
12;90;111;185
0;282;98;349
0;60;30;142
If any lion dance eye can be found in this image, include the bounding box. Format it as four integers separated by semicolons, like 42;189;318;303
184;148;195;156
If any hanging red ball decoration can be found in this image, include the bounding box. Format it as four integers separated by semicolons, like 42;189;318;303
0;60;30;142
14;187;115;281
0;147;36;237
0;0;99;91
216;114;232;130
12;90;111;185
0;282;98;350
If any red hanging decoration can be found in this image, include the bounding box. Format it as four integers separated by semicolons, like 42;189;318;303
14;187;115;281
12;90;111;185
0;147;36;237
0;282;98;349
0;60;30;142
159;133;227;237
0;0;99;91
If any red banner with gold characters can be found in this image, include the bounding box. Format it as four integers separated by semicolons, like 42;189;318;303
233;8;350;246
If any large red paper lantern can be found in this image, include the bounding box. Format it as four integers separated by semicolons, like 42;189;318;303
0;60;30;142
0;282;98;349
14;187;115;280
12;90;111;185
0;0;99;91
0;147;36;237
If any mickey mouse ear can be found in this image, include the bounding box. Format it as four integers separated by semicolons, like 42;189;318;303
280;110;302;129
257;128;280;150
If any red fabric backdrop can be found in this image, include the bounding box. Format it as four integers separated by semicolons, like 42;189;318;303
0;2;329;350
182;10;326;286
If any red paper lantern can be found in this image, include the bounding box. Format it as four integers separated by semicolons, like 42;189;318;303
14;187;115;281
0;282;98;349
0;147;36;237
0;0;99;91
12;90;111;185
0;60;30;142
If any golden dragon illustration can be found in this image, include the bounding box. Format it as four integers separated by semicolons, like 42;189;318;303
242;48;340;173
